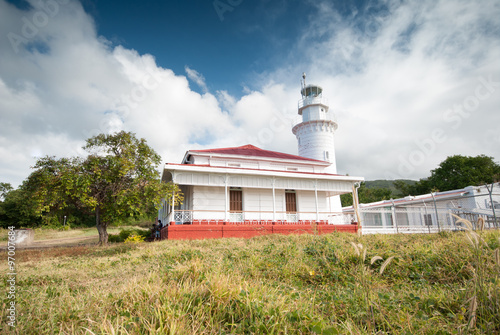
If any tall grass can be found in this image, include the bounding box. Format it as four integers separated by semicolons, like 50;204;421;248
1;230;499;334
451;215;500;333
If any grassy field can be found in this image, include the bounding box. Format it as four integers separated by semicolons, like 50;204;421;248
1;229;499;334
0;226;150;247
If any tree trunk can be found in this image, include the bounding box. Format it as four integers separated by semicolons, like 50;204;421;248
96;206;108;245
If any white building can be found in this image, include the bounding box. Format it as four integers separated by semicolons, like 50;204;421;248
343;183;500;234
159;77;363;225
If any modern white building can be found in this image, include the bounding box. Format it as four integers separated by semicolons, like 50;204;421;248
343;183;500;234
159;76;363;225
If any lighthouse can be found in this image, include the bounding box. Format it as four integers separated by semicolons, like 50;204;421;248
292;73;338;173
292;73;342;212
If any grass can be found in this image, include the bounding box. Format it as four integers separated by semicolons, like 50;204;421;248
0;226;149;245
1;230;499;334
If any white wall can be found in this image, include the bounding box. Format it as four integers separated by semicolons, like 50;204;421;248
243;188;273;221
188;153;329;174
295;190;330;221
180;185;348;223
294;122;337;173
192;186;226;220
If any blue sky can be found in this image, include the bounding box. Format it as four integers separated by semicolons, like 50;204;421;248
1;0;499;188
77;0;369;96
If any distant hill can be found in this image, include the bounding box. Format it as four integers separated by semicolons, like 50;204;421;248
364;179;417;192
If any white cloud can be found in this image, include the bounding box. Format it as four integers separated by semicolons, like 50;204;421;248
253;0;500;180
0;0;499;188
0;0;237;187
184;66;209;93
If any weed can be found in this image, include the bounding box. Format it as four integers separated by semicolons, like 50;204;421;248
452;214;500;333
350;241;396;332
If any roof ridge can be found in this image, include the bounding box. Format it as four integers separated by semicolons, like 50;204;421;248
188;144;328;163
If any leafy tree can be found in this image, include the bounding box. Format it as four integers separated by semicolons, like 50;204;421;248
396;155;500;195
26;131;183;245
426;155;500;192
0;182;13;200
0;188;40;228
341;182;393;207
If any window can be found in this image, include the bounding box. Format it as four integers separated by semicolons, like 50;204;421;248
286;167;298;171
324;151;330;161
285;191;297;213
424;214;433;226
228;163;241;168
230;188;242;212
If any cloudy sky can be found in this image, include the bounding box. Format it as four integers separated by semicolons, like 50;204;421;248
1;0;499;188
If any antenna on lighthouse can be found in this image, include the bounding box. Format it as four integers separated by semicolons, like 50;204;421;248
301;72;306;96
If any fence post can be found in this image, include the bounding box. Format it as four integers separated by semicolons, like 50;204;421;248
485;183;498;228
423;200;431;234
391;199;398;234
352;183;362;235
430;192;441;233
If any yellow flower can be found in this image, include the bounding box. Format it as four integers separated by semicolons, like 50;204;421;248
309;270;315;276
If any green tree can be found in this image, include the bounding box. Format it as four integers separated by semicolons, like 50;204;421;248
398;155;500;195
26;131;183;245
0;182;13;200
341;182;393;207
0;188;40;228
393;180;411;197
427;155;500;192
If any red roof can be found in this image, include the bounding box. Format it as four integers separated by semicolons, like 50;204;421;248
189;144;328;163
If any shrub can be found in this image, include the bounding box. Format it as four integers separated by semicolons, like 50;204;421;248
109;228;150;243
124;234;146;244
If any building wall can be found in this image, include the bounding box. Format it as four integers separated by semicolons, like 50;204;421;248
296;190;330;221
190;154;327;174
302;104;327;122
192;186;226;220
464;185;500;209
180;186;336;222
242;188;268;221
294;121;337;173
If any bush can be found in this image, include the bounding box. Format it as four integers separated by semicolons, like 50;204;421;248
109;228;150;243
124;234;146;244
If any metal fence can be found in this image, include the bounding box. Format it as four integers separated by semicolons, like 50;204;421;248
358;192;500;235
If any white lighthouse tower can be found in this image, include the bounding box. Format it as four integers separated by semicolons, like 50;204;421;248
292;73;338;173
292;73;342;212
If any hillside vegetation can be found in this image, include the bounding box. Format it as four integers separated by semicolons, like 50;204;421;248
364;180;417;192
1;230;499;334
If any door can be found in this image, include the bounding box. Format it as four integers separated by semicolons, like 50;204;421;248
230;188;243;222
285;191;297;222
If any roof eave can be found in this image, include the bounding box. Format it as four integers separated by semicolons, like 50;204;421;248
164;163;364;182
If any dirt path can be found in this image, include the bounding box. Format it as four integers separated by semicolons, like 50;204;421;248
0;235;99;250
